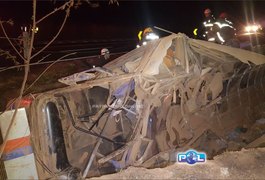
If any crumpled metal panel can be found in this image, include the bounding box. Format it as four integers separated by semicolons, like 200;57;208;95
28;33;265;179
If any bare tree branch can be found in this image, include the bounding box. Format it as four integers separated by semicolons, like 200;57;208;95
0;21;26;62
0;49;17;62
0;54;77;72
31;6;71;59
37;54;51;63
85;0;100;8
0;0;119;160
0;0;37;159
24;52;76;94
0;36;19;40
36;0;74;24
109;0;119;6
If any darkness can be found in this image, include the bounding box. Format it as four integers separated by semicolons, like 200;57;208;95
0;0;265;42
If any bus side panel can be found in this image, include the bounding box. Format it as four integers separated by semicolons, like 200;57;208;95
0;108;38;179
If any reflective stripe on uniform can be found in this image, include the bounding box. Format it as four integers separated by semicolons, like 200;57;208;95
217;32;225;42
214;22;234;29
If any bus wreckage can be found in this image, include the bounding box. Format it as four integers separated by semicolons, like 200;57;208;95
1;33;265;179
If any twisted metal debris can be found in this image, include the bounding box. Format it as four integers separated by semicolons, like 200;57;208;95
26;33;265;178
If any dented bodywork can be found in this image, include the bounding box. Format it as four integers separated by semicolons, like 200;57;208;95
28;34;265;178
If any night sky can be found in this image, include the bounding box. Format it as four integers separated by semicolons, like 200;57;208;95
0;1;265;42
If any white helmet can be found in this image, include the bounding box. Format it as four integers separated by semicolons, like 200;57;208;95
101;48;109;56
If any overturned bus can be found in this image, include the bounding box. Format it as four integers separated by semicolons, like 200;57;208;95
1;33;265;179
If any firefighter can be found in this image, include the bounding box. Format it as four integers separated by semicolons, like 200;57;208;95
201;8;216;41
97;48;110;67
142;27;153;38
137;27;159;47
213;12;238;47
101;48;110;60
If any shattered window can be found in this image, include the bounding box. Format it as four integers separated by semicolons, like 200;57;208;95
73;86;109;120
237;63;250;75
45;102;70;171
248;69;258;87
262;65;265;84
240;72;250;89
220;79;229;97
53;82;138;173
227;76;241;95
233;62;243;74
255;66;264;87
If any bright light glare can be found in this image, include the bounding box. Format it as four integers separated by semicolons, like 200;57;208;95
146;33;159;40
143;41;147;45
252;25;259;31
245;26;251;32
245;24;261;33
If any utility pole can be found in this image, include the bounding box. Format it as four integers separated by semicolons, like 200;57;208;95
21;26;30;59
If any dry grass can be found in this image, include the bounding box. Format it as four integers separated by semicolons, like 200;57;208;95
0;60;89;111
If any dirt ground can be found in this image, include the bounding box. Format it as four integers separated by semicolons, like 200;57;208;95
90;148;265;179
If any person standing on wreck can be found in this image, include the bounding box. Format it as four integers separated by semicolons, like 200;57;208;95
213;12;239;47
93;48;110;68
201;8;216;42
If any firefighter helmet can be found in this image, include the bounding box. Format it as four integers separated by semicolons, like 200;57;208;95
101;48;109;56
143;27;153;36
204;8;211;15
219;12;228;19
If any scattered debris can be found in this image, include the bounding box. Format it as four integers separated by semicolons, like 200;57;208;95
2;33;265;179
